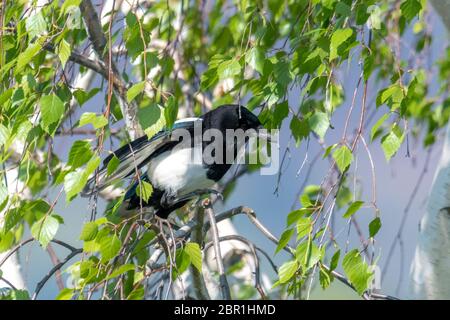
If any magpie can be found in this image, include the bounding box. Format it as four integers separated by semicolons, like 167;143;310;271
82;104;267;219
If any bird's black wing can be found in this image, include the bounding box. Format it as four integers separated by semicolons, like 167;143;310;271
82;118;201;196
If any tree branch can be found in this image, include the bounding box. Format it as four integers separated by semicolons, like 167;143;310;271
79;0;142;139
190;206;211;300
202;199;231;300
31;248;82;300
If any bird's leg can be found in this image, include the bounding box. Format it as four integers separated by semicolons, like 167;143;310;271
178;189;224;203
161;189;223;208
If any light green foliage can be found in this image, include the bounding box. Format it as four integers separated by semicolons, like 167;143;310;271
277;260;298;284
31;215;59;248
343;201;364;218
79;222;98;241
184;242;202;272
309;112;330;139
342;250;374;295
333;145;353;173
330;28;354;61
40;94;65;135
78;112;108;129
369;217;382;238
381;125;404;161
136;181;153;203
64;156;100;201
127;81;145;103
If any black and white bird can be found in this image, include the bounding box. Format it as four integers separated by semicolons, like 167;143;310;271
82;105;267;219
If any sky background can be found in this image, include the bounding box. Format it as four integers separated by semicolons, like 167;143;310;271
6;3;449;300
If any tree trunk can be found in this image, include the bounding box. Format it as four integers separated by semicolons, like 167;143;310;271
408;1;450;298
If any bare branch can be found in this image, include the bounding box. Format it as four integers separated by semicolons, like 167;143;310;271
31;248;82;300
204;235;267;299
202;199;231;300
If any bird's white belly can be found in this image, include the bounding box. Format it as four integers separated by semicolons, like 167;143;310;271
147;147;214;196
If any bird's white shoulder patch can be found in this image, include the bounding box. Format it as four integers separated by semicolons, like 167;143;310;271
147;146;214;197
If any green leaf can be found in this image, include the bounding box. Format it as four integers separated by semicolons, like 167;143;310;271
40;94;65;135
275;228;294;254
100;235;121;262
323;144;337;159
25;12;47;38
295;240;321;271
31;215;59;248
319;264;332;289
55;288;74;300
296;217;312;240
184;242;202;272
286;209;308;226
16;41;43;74
278;260;298;284
78;112;108;129
164;96;178;129
343;201;364;218
309;112;329;139
73;88;100;106
107;155;120;176
367;5;382;30
68;140;93;169
79;222;98;241
138;103;162;130
342;249;373;295
61;0;82;14
290;116;309;144
333;145;353;172
246;47;265;74
58;39;71;69
330;249;341;271
136;180;153;203
173;249;191;280
376;84;403;108
300;194;312;207
106;264;135;280
127;286;145;300
381;128;403;161
401;0;422;22
330;28;354;61
369;217;382;238
127;81;145;103
371;113;390;141
10;289;30;300
217;58;241;79
0;181;7;207
64;156;100;202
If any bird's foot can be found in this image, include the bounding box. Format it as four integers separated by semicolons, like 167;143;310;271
195;188;223;201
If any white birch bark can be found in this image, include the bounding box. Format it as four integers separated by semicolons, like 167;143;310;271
408;0;450;299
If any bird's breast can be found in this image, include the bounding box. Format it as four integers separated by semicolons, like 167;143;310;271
147;146;214;196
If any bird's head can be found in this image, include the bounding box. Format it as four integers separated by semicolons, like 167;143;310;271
201;104;265;133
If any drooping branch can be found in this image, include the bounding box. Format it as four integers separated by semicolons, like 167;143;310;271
144;204;397;300
79;0;142;139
